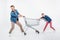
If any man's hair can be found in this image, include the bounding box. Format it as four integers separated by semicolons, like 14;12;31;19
10;5;15;7
41;13;44;15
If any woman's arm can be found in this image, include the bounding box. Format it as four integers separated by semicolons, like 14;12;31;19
18;14;24;17
11;12;17;17
16;10;24;17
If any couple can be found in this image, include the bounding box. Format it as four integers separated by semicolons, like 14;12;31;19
9;5;55;35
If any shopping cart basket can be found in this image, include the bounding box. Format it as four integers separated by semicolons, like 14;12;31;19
23;16;40;34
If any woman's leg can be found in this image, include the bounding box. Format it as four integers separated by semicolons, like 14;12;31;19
16;21;26;35
9;22;15;34
16;21;24;32
50;21;55;30
43;22;49;32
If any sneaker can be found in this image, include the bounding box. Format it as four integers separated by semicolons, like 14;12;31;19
36;30;40;34
24;32;26;35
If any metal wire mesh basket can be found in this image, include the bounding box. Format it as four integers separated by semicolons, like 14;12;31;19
23;16;40;26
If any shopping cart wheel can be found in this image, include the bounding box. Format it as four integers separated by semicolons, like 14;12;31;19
24;32;26;35
35;30;40;34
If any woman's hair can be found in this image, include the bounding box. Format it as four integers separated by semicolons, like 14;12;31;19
10;5;15;7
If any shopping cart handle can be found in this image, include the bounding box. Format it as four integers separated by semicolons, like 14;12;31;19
37;18;40;21
23;16;25;17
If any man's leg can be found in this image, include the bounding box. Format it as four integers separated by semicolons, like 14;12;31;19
43;22;49;32
9;22;15;34
50;21;55;30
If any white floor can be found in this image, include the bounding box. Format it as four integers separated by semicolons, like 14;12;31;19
0;28;60;40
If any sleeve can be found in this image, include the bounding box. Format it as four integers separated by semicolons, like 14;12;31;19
41;17;44;19
16;10;19;15
11;12;17;17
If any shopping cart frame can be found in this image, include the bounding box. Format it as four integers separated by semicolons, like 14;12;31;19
23;16;40;34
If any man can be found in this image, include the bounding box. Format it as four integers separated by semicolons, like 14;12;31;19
40;13;55;32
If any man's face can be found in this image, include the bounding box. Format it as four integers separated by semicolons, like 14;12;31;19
11;7;15;11
41;13;45;17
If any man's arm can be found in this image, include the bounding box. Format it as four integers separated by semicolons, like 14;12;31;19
39;17;44;19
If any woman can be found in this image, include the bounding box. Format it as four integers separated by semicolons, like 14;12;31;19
9;5;26;35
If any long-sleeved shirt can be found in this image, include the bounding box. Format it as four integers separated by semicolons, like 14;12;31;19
10;9;19;23
41;15;52;23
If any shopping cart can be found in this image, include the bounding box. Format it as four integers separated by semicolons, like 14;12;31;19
23;16;40;34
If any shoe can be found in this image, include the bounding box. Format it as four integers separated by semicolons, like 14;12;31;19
24;32;26;35
36;30;40;34
9;32;11;34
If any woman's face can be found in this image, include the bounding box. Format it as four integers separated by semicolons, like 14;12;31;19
11;7;15;11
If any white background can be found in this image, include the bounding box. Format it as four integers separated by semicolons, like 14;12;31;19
0;0;60;40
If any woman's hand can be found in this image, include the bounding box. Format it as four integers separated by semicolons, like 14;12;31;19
18;14;24;17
